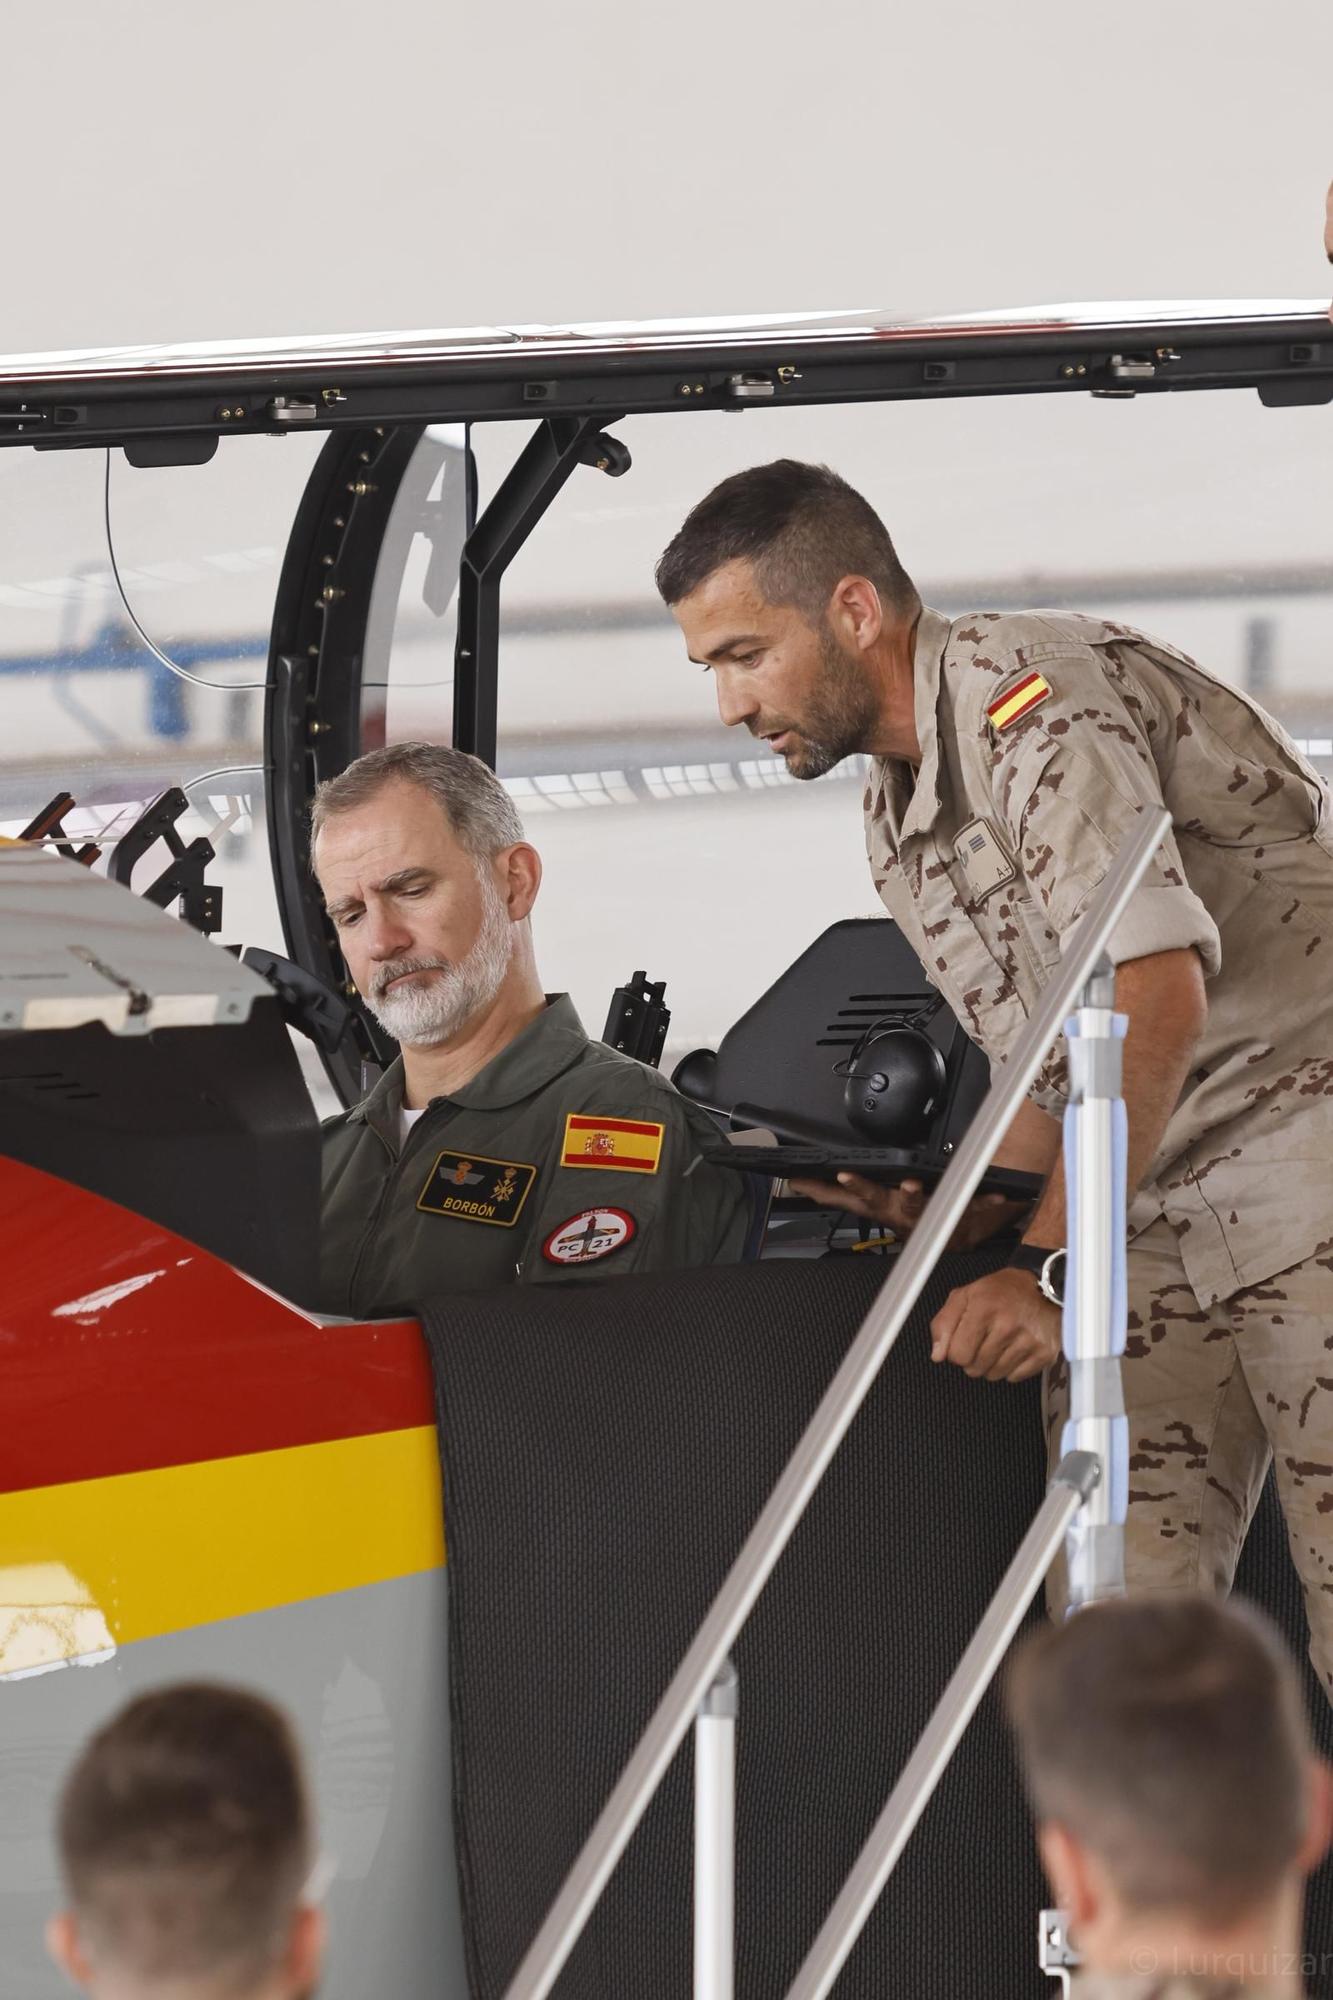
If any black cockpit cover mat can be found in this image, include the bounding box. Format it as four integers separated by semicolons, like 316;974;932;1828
421;1254;1333;2000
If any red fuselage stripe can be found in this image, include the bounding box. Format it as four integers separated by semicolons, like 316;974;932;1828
3;1315;435;1496
0;1154;435;1497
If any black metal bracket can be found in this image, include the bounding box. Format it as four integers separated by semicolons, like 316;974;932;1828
241;945;354;1057
602;970;670;1069
577;429;632;477
18;791;100;866
108;786;223;934
453;414;627;766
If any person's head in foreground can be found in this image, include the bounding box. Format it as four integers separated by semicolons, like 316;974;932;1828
1006;1594;1331;1989
48;1682;324;2000
311;740;540;1057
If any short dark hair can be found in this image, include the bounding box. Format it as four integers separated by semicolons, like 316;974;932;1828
654;459;918;621
1006;1595;1311;1925
57;1683;312;1988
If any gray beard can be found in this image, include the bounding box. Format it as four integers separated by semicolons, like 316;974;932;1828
366;872;513;1049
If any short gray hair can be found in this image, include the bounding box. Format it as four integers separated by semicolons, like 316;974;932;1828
310;741;525;859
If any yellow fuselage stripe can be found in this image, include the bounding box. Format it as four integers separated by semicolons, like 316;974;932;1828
0;1427;444;1656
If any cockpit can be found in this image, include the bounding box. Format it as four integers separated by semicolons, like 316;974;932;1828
5;306;1333;2000
4;304;1331;1291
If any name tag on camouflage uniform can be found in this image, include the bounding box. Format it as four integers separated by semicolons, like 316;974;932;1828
954;817;1016;903
417;1150;537;1227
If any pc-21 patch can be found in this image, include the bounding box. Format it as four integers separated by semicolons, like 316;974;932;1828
417;1150;536;1227
543;1207;637;1265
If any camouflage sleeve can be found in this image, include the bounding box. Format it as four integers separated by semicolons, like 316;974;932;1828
986;651;1222;975
518;1092;749;1283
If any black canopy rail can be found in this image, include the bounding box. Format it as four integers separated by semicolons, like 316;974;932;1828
264;422;423;1104
262;412;633;1103
454;415;628;767
1;306;1330;454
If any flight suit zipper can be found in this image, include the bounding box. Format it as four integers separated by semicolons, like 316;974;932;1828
345;1102;453;1319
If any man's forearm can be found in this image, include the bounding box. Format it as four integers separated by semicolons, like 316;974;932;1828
993;1095;1063;1178
1022;948;1207;1249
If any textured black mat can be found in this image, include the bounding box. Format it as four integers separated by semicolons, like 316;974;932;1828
1235;1470;1333;1996
422;1254;1333;2000
425;1251;1050;2000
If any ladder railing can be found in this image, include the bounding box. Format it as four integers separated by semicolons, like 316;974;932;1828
783;1449;1099;2000
503;806;1168;2000
785;932;1135;1995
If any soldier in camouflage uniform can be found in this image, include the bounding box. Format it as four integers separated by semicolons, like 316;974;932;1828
1006;1596;1329;1996
657;460;1333;1688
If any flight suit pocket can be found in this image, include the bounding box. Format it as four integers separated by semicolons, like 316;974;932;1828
920;880;1033;1071
888;836;1064;1114
945;865;1066;1102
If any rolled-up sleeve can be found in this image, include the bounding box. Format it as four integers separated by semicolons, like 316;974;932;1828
990;653;1222;977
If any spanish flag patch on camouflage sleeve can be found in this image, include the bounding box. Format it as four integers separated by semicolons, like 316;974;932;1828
560;1114;665;1173
987;670;1052;732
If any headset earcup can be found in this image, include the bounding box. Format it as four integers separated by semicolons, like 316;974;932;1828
843;1028;948;1144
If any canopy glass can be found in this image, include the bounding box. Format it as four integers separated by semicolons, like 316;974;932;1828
1;303;1328;1105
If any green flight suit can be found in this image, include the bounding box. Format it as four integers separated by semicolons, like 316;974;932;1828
318;994;750;1317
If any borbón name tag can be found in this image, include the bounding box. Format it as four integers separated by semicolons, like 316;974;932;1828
417;1150;536;1227
954;817;1016;903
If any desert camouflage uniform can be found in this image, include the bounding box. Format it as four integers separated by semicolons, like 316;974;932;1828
863;608;1333;1687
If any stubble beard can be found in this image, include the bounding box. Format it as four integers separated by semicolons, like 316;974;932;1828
365;869;514;1049
761;624;880;781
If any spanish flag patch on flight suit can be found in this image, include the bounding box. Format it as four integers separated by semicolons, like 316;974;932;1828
559;1114;664;1173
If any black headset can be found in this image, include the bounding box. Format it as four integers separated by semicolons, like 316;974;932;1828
834;998;948;1146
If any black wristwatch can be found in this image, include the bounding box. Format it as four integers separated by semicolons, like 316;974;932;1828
1007;1242;1066;1308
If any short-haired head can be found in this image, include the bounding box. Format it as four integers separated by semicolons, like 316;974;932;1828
310;740;524;859
55;1682;313;1993
1006;1594;1313;1928
654;459;918;624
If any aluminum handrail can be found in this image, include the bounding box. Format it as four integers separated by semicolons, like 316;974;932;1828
783;1450;1101;2000
503;805;1171;2000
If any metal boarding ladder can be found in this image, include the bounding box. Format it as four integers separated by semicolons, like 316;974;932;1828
504;807;1166;2000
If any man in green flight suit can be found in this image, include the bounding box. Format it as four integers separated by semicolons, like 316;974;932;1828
313;742;749;1318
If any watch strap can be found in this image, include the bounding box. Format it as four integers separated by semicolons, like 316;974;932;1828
1008;1242;1066;1306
